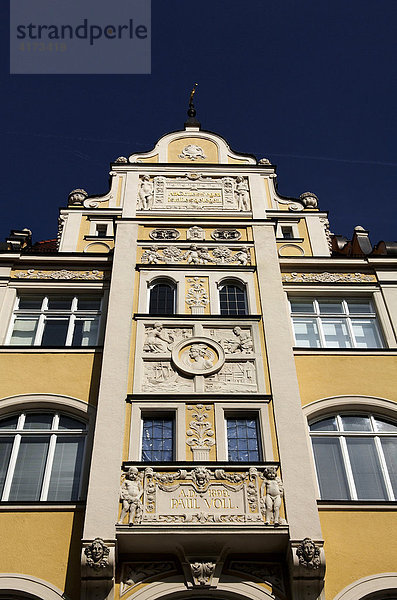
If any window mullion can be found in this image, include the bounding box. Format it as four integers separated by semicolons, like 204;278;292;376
374;435;395;501
317;317;326;348
339;436;357;500
40;433;57;501
36;313;46;345
66;314;75;346
345;317;357;349
2;433;21;501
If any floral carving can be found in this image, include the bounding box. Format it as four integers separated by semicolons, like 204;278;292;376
187;226;204;240
84;538;110;569
190;561;216;586
282;272;376;283
186;277;209;309
296;538;321;569
186;405;215;457
57;215;66;249
13;269;104;280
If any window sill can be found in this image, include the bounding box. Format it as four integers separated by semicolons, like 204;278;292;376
317;500;396;510
0;346;103;353
0;501;85;511
293;347;397;355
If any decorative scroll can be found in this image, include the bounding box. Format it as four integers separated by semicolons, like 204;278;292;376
121;562;177;595
117;466;285;527
12;269;105;280
282;272;376;283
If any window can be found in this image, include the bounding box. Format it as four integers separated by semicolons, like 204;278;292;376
226;416;261;461
141;416;174;461
148;280;175;315
7;295;102;347
281;226;294;239
0;411;86;501
290;298;383;348
309;413;397;500
219;281;248;316
95;223;108;237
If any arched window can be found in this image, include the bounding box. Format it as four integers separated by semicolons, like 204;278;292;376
309;413;397;500
219;280;248;315
149;280;176;315
0;411;86;502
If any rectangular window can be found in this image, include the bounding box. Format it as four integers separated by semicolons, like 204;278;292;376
281;226;294;239
226;416;261;462
141;416;174;462
290;298;383;349
95;223;108;237
7;295;102;347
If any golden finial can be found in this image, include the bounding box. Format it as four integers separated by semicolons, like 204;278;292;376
189;83;198;106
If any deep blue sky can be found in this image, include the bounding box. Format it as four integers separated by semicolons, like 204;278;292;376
1;0;396;245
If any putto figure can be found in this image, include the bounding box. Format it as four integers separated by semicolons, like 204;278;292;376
138;175;154;210
261;467;284;526
118;467;143;526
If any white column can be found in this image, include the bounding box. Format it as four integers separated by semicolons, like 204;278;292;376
83;220;138;540
305;215;331;257
59;212;82;252
253;222;323;541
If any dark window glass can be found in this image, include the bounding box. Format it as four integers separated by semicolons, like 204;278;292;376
219;284;248;316
141;417;174;461
226;417;261;461
311;437;350;500
8;437;50;501
41;320;69;345
149;283;175;314
18;297;43;310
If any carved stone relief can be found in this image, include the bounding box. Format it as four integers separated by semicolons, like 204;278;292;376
187;226;204;240
186;278;209;314
12;269;104;280
120;562;177;595
229;562;284;593
118;467;144;525
179;145;206;160
140;245;251;265
136;174;250;211
281;272;376;283
149;228;180;240
117;466;285;527
84;538;110;569
296;538;321;569
299;191;318;209
142;362;194;392
190;561;216;586
57;215;66;249
260;466;287;526
208;326;254;354
211;228;241;241
138;323;262;394
320;217;333;252
186;404;215;461
172;338;225;377
205;361;257;393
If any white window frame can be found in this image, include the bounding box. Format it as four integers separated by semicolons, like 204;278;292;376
147;278;177;315
289;296;384;348
88;220;113;237
276;221;300;239
309;412;396;501
0;411;87;502
130;403;186;461
215;403;273;461
217;278;249;316
6;295;102;347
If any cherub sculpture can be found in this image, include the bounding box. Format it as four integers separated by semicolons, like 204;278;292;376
118;467;143;526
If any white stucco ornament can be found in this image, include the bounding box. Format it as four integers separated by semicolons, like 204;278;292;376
172;337;225;377
179;144;207;160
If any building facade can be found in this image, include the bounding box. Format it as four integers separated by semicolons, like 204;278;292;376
0;113;396;600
